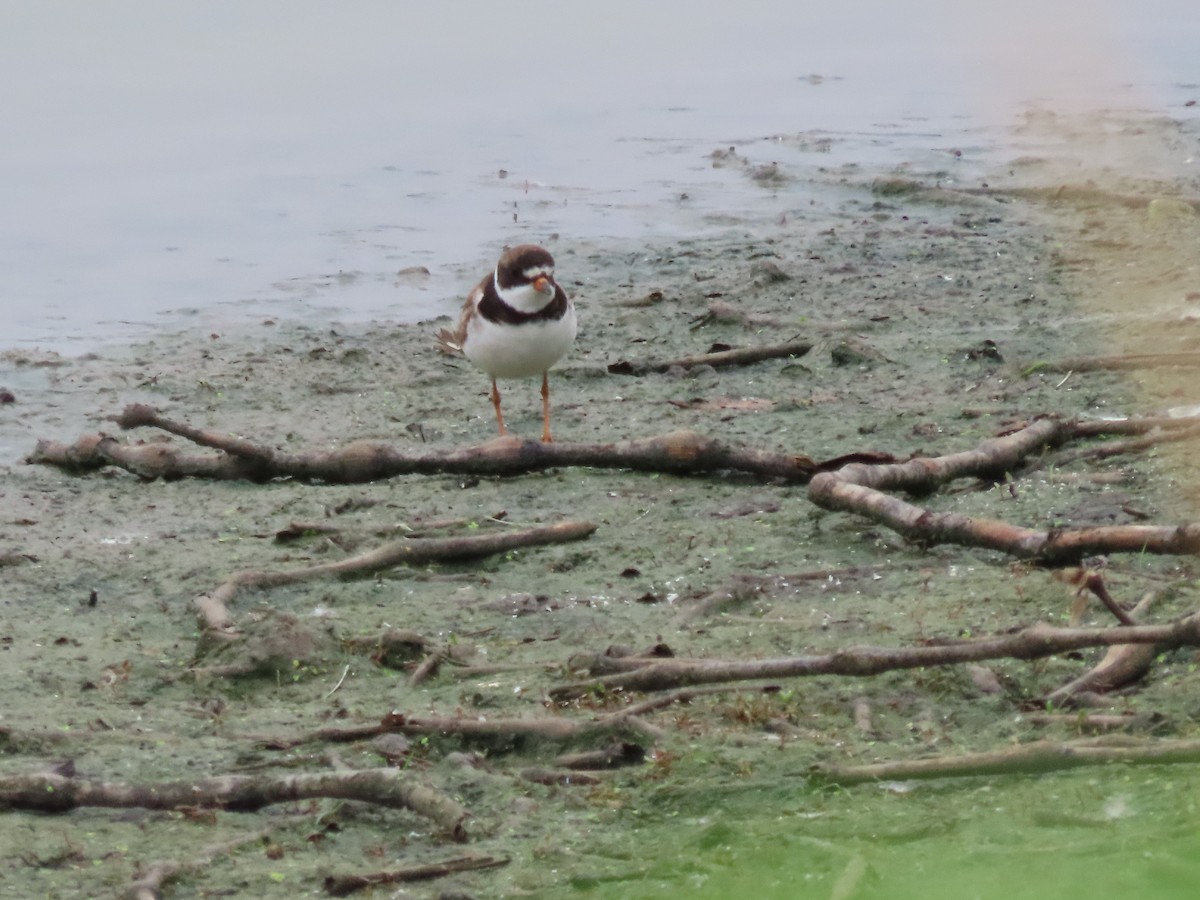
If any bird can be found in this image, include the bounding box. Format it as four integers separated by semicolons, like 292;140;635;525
436;244;577;442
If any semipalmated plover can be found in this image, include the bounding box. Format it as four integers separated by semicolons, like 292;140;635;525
437;244;577;442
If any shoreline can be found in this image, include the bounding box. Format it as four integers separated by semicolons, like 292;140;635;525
3;112;1200;896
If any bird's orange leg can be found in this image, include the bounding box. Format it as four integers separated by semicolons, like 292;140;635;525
490;378;508;436
540;371;553;443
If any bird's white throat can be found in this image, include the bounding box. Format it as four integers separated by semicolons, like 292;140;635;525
495;272;555;313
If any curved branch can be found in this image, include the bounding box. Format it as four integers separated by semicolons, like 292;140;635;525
550;616;1200;699
808;417;1200;563
0;769;471;840
197;521;597;631
124;830;272;900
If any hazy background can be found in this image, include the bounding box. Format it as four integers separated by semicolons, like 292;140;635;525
2;0;1195;351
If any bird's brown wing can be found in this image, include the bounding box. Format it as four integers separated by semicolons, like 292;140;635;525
434;279;485;356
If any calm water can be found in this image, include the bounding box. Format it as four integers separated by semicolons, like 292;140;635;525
2;0;1196;351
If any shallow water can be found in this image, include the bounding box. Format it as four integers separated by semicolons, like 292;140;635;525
3;0;1197;351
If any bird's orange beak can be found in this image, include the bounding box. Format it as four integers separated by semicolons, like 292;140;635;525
532;275;551;294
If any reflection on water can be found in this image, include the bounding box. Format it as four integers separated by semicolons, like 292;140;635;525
1;0;1195;350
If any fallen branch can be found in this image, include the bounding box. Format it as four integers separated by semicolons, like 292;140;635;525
197;521;596;632
30;409;1200;568
808;417;1200;564
1044;421;1200;468
1068;415;1200;438
606;338;814;376
552;741;647;770
1046;592;1165;705
268;709;660;750
1055;568;1137;626
550;616;1200;699
0;769;471;840
31;408;820;483
598;683;787;721
323;855;509;897
809;737;1200;785
36;406;1200;503
124;830;272;900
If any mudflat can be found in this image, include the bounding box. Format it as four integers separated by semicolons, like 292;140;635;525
3;112;1200;897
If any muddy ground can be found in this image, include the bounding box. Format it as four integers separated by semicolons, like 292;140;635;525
2;111;1200;898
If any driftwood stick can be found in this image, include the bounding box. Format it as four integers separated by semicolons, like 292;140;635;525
377;711;656;744
1046;592;1163;704
232;520;594;587
271;709;659;750
30;407;1200;495
32;413;818;483
1054;569;1137;626
1068;415;1200;438
0;769;471;840
819;416;1067;494
1046;420;1200;468
29;432;239;479
550;616;1200;699
520;768;605;786
124;830;272;900
323;855;509;897
606;338;814;376
808;417;1200;563
552;741;647;771
810;737;1200;785
409;651;448;687
198;521;596;629
435;661;560;678
600;683;786;720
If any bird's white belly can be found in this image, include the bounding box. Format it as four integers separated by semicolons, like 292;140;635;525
465;307;577;379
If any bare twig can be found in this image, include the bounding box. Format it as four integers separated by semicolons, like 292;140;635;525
323;855;509;897
325;664;351;698
409;651;447;687
606;338;814;376
809;737;1200;785
1054;569;1137;625
124;830;272;900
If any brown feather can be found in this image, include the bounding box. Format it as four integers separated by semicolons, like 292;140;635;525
434;279;486;355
